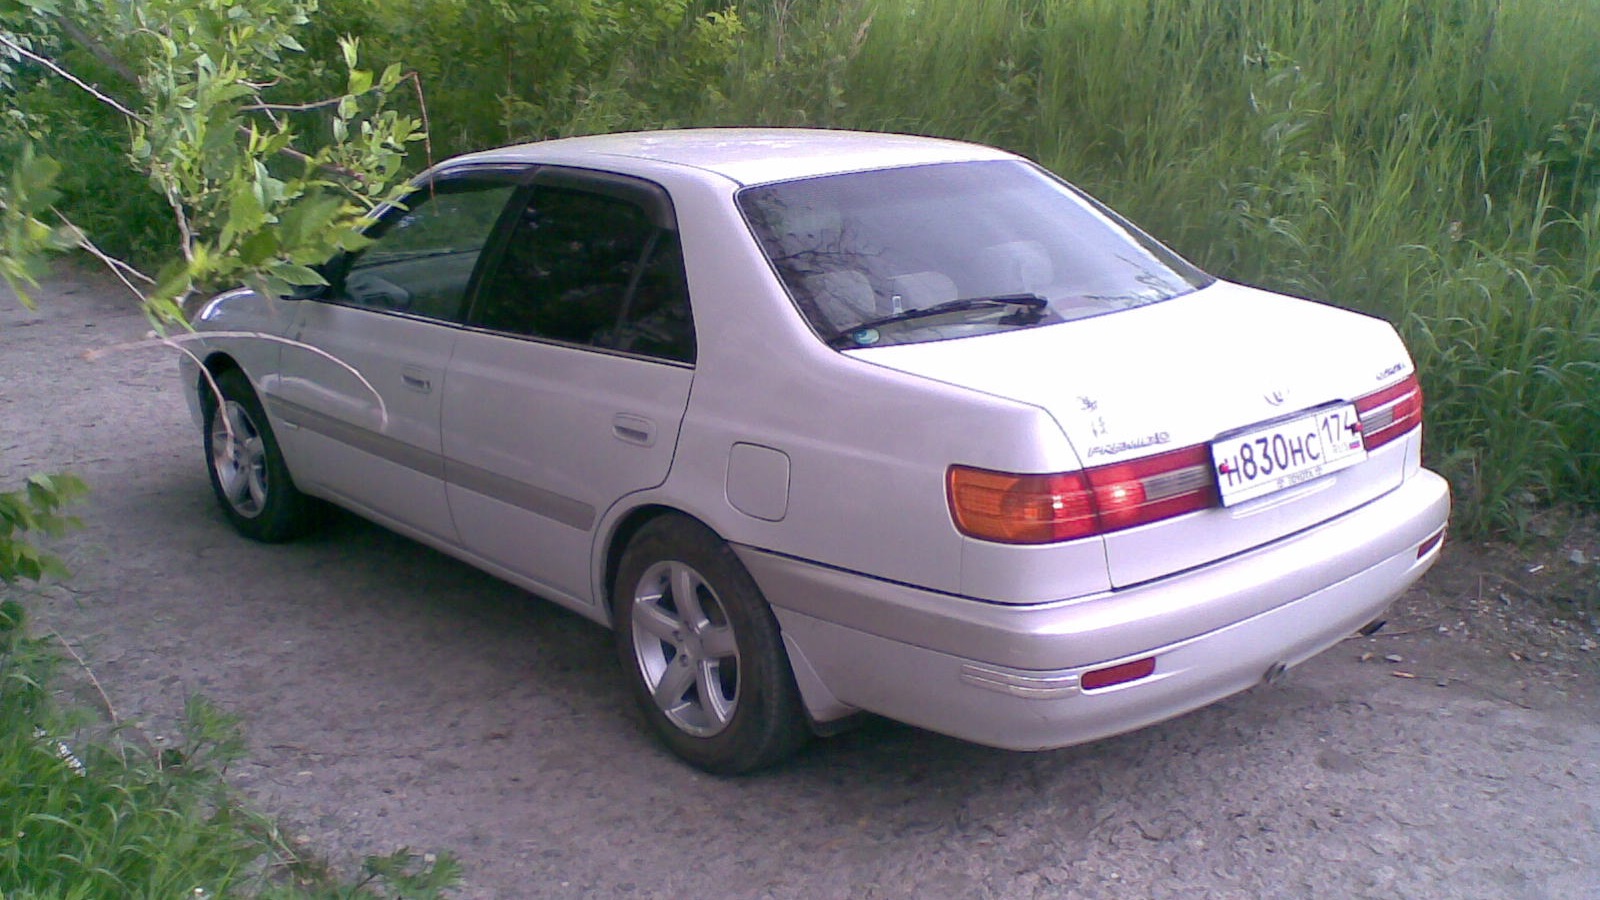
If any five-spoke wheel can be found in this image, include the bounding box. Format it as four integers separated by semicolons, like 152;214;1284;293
614;515;808;773
201;368;317;542
211;398;270;518
629;560;743;737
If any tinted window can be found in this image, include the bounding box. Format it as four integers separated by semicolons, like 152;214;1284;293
471;186;695;363
738;160;1210;348
335;178;516;321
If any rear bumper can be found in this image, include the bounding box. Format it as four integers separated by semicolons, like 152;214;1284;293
738;469;1450;751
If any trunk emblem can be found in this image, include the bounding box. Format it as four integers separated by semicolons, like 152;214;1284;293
1264;390;1288;406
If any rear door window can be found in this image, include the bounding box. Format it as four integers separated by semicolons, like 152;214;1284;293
469;175;696;364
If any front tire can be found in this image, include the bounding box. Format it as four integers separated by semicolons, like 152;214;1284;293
613;515;808;774
202;368;317;542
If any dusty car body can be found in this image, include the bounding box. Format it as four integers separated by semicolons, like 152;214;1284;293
182;129;1450;772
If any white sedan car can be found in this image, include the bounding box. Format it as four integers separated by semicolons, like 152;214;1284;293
183;129;1450;773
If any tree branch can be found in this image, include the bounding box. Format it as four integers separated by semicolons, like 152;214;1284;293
0;32;147;125
37;16;364;182
50;13;140;84
240;97;346;112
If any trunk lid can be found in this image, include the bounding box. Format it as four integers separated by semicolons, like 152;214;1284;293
850;281;1418;588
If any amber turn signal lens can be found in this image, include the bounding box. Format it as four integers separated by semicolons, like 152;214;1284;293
946;467;1097;544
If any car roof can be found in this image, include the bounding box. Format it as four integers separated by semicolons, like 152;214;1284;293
443;128;1021;187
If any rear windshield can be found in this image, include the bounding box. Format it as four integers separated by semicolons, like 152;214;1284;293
737;160;1211;348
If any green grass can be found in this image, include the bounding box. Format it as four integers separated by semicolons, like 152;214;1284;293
0;598;458;899
693;0;1600;536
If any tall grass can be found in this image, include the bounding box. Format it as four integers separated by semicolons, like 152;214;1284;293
700;0;1600;536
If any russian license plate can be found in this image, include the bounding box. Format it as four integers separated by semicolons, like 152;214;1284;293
1212;404;1366;506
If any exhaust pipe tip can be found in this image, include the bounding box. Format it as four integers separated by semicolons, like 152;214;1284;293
1264;661;1291;685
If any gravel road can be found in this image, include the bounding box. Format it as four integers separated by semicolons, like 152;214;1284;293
4;266;1598;899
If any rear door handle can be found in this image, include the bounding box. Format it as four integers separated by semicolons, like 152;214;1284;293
401;364;433;394
612;414;656;447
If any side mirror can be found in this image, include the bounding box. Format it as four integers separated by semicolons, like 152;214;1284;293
282;282;329;301
283;254;351;301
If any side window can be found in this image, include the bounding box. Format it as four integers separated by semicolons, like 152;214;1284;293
335;178;517;322
471;185;696;363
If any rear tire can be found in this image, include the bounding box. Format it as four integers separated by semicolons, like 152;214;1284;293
202;368;318;542
613;514;808;774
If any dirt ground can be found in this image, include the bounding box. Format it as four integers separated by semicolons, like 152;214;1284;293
4;264;1598;899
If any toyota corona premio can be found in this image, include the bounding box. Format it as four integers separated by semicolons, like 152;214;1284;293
181;129;1450;772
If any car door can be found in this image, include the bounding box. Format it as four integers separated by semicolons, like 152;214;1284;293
442;167;697;608
272;168;523;543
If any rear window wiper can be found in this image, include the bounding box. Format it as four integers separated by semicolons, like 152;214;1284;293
830;293;1048;347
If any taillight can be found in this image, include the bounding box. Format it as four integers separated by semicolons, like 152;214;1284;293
948;445;1218;544
1087;445;1216;532
1354;374;1422;450
946;468;1096;543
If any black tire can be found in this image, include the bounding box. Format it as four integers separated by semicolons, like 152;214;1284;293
201;368;318;542
612;514;809;774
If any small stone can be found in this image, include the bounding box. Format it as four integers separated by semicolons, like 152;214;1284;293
1436;678;1449;687
1384;653;1403;664
1571;549;1589;566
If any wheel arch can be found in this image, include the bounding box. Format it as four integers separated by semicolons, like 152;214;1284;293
600;503;700;627
195;350;245;410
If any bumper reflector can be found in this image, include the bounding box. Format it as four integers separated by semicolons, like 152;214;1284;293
1417;528;1445;559
1081;656;1156;691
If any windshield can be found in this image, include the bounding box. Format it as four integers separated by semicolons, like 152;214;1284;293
737;160;1212;348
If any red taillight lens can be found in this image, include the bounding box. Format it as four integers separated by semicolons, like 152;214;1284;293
1086;445;1217;532
1354;374;1423;450
948;445;1218;544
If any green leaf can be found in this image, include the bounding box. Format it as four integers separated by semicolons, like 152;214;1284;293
277;190;346;249
271;262;327;287
238;229;279;266
220;178;267;251
150;259;194;313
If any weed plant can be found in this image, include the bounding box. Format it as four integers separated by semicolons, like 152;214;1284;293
0;599;457;898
